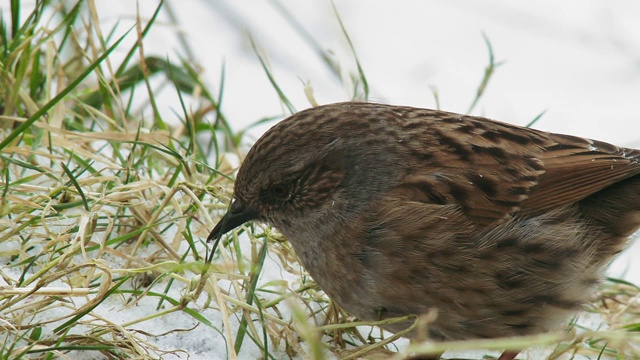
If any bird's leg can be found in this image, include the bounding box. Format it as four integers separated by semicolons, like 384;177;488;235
497;350;519;360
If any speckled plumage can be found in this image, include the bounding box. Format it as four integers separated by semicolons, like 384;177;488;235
207;101;640;359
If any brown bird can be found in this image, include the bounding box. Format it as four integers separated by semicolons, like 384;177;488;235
207;101;640;360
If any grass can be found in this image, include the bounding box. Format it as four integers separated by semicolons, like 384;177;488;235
1;1;640;359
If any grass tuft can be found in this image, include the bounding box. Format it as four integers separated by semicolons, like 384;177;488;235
1;2;639;360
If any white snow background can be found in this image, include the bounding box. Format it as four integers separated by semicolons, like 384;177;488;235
2;1;640;359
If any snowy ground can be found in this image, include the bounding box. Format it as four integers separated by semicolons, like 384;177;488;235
3;1;640;359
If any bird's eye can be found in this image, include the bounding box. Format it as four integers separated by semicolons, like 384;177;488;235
268;183;291;199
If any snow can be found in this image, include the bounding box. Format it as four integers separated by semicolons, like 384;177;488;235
4;0;640;358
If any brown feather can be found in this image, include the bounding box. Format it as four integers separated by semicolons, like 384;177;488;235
210;101;640;355
521;135;640;215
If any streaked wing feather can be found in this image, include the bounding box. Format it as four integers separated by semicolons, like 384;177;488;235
520;135;640;215
397;108;640;224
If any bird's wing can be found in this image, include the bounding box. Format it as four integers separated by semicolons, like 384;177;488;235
396;109;640;224
519;133;640;215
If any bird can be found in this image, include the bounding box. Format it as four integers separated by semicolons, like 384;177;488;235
207;101;640;360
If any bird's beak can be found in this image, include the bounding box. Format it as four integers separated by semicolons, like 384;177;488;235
207;199;259;243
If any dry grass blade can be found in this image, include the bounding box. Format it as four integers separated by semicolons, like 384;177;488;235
1;2;640;360
0;1;248;358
